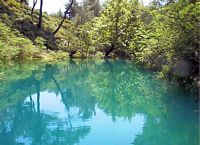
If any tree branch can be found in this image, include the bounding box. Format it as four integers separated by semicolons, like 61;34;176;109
31;0;37;20
53;0;74;35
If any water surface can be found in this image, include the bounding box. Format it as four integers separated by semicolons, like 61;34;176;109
0;60;199;145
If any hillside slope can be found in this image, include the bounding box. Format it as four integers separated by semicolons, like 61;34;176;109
0;0;82;61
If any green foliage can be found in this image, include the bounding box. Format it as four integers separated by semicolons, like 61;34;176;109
83;0;199;86
49;50;69;60
71;0;101;24
94;51;104;59
88;0;142;55
136;1;200;79
0;21;39;61
34;37;47;50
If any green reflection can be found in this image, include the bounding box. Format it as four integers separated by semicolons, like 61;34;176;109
0;60;199;145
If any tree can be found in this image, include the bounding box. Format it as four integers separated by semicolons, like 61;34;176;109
72;0;100;24
67;0;78;19
89;0;142;57
38;0;43;29
57;8;64;18
53;0;74;35
31;0;38;20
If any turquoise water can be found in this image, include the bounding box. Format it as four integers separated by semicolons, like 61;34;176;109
0;60;199;145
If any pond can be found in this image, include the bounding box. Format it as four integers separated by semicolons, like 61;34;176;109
0;60;199;145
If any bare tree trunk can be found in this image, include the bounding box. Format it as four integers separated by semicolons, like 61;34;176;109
38;0;43;29
53;0;74;35
31;0;37;20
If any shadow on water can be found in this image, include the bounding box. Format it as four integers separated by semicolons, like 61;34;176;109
0;59;199;145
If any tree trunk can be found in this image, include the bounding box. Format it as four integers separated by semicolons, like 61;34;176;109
38;0;43;29
105;13;119;58
53;0;74;35
69;50;77;57
31;0;37;20
105;43;115;58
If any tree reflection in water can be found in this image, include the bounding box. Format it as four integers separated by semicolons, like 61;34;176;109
0;60;199;145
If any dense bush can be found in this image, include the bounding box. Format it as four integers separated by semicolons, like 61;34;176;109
0;21;39;61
